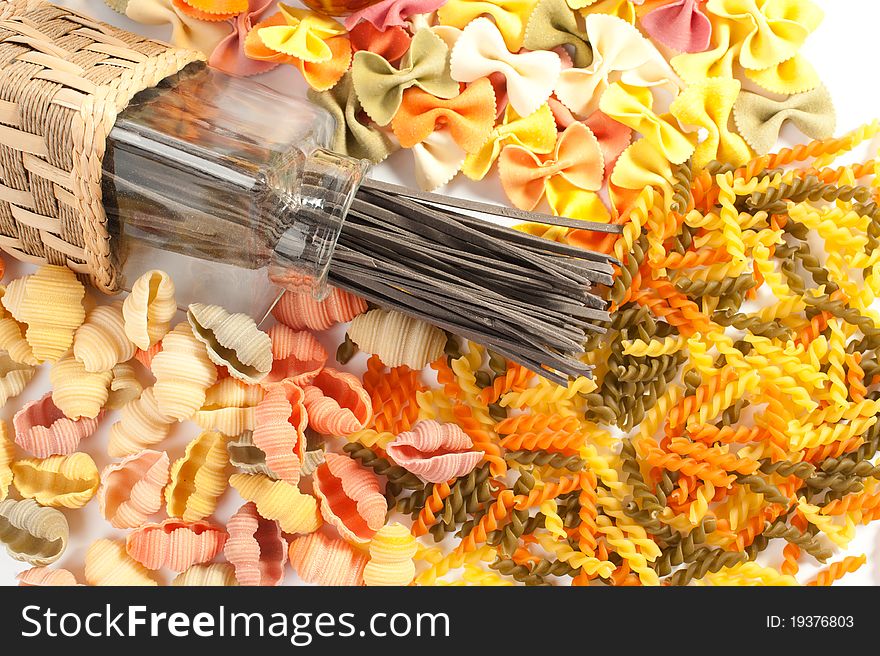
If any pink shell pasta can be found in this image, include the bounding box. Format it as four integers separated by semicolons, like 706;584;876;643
99;450;171;529
288;532;367;586
272;287;367;331
302;368;372;435
264;324;327;385
225;502;288;586
13;393;101;458
251;381;306;484
126;518;227;571
17;566;80;586
386;420;484;483
313;453;386;543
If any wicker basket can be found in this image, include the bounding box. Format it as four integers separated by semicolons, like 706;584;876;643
0;0;201;292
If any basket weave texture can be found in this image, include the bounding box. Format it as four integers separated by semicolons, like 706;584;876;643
0;0;201;292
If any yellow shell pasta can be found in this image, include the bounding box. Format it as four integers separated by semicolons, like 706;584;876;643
1;276;28;322
50;351;111;419
187;303;272;384
0;420;12;502
152;322;218;421
123;270;176;350
0;351;34;407
229;473;322;535
73;301;137;372
84;538;158;586
12;452;100;509
172;562;238;586
194;377;264;436
106;361;144;410
0;498;68;566
166;430;230;521
108;386;175;458
17;266;86;363
0;285;36;365
348;308;447;369
363;522;418;586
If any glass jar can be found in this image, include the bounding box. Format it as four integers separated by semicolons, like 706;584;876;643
299;0;383;16
101;63;367;319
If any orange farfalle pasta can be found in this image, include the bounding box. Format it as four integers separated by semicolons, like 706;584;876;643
288;531;368;585
272;287;367;331
251;380;306;484
313;452;386;543
98;450;171;529
13;393;102;458
265;324;327;385
391;78;497;151
349;21;411;61
126;518;227;571
498;121;605;211
303;368;372;435
386;420;484;483
224;502;288;586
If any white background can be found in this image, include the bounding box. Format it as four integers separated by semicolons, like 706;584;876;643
1;0;879;585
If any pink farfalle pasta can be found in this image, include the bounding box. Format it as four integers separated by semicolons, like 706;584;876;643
99;450;171;529
344;0;447;30
272;287;367;331
208;0;279;76
13;393;102;458
225;502;288;586
313;452;386;543
288;531;367;585
640;0;713;53
17;567;80;586
264;324;327;385
252;380;306;484
303;368;372;435
386;420;484;483
126;518;227;571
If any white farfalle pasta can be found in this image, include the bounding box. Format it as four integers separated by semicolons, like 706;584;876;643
166;430;230;521
123;270;176;350
106;361;144;410
0;351;34;407
348;308;447;369
194;377;265;436
187;303;272;384
73;301;137;372
99;449;171;528
108;386;175;458
84;538;158;586
14;266;86;363
12;452;101;509
0;498;69;566
50;351;112;420
411;128;467;191
151;322;218;421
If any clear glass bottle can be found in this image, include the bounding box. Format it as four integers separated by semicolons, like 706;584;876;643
101;62;367;319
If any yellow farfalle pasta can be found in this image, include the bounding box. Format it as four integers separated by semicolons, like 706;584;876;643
194;377;265;436
229;473;322;534
49;351;112;420
84;538;158;586
151;322;218;421
187;303;272;384
0;421;12;502
166;430;230;521
0;351;34;407
73;301;137;373
172;563;238;586
123;270;176;350
15;266;86;363
106;361;144;410
108;386;176;458
12;453;100;509
363;522;418;586
0;498;68;566
0;285;36;365
348;308;447;369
